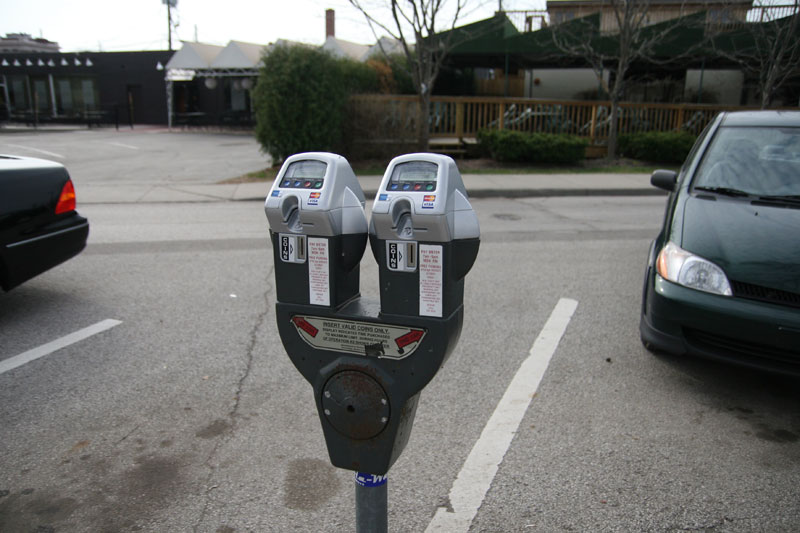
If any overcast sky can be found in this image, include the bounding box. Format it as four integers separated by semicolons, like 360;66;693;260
1;0;543;53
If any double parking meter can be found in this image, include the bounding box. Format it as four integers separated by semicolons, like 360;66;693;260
266;152;479;476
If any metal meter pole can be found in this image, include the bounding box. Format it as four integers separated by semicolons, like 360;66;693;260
355;473;388;533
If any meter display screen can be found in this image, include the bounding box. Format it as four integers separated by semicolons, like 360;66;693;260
388;161;438;192
281;160;327;189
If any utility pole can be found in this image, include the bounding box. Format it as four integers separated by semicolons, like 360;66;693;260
163;0;177;51
168;4;172;51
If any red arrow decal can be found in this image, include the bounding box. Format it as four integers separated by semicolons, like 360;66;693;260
395;329;424;349
292;316;319;337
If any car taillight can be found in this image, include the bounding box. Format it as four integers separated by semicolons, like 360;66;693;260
55;179;77;214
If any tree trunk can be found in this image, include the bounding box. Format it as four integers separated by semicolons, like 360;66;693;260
760;63;778;109
761;89;771;109
417;92;431;152
607;99;620;160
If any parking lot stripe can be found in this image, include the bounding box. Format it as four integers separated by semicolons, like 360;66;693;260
3;143;66;160
100;142;140;150
426;298;578;533
0;319;122;376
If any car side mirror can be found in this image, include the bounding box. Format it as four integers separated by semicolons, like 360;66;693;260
650;169;678;192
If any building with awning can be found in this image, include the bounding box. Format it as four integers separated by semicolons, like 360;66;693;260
163;40;272;128
439;4;798;106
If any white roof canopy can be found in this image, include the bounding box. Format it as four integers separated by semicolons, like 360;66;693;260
165;40;267;79
165;35;397;81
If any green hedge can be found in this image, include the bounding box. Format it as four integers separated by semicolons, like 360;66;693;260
253;45;377;162
477;129;588;164
617;131;696;164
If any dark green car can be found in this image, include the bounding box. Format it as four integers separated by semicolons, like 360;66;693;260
640;110;800;376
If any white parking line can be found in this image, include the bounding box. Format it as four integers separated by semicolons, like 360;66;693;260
3;144;66;159
99;141;140;150
426;298;578;533
0;319;122;376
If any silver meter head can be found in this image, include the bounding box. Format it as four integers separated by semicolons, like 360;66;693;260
265;152;367;237
370;153;480;242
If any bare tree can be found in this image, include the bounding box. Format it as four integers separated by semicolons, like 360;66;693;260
348;0;471;150
712;0;800;107
550;2;706;158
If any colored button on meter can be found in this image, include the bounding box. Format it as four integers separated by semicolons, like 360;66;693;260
314;181;323;188
413;183;422;191
426;183;435;191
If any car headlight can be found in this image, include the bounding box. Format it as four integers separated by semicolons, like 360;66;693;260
656;241;732;296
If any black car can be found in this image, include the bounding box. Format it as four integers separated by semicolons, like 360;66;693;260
640;111;800;376
0;155;89;291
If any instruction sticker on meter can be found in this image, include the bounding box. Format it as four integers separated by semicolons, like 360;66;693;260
290;315;426;359
419;244;443;317
308;237;330;306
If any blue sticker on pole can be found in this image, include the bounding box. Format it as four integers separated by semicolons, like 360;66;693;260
355;472;388;487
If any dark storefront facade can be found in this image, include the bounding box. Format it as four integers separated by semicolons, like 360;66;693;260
0;50;174;125
163;41;263;128
167;75;255;128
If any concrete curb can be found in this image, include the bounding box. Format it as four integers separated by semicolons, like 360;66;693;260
74;173;661;204
227;188;664;203
453;188;665;199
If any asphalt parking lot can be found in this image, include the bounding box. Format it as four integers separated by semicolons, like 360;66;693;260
0;126;270;185
1;128;798;532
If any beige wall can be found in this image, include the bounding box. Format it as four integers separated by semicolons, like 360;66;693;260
524;68;608;99
684;69;744;105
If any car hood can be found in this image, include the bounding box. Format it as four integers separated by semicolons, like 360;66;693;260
680;196;800;294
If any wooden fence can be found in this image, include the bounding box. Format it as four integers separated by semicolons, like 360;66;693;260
349;94;748;146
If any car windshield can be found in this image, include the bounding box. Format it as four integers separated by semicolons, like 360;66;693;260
693;126;800;197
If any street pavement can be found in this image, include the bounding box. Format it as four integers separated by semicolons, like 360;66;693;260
5;126;799;532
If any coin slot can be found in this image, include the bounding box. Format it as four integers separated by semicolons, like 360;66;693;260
406;242;417;269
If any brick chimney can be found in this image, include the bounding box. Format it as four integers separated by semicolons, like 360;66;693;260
326;9;335;38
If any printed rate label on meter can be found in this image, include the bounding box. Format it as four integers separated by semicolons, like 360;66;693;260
290;315;426;359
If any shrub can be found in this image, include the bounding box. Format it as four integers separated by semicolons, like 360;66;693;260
253;45;377;162
618;131;696;164
477;129;588;164
338;57;379;95
475;129;498;158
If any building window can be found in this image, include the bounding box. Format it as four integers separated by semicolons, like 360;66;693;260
32;77;50;113
8;75;29;112
230;81;247;111
57;79;73;113
53;77;99;117
81;79;96;109
173;81;200;113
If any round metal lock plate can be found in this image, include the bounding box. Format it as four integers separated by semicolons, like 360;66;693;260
322;371;390;440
